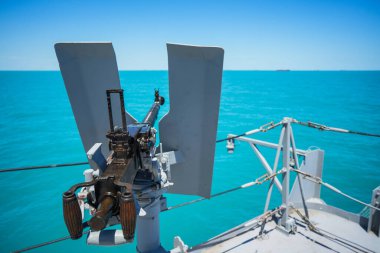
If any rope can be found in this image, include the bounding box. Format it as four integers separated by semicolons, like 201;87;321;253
0;162;88;173
291;168;380;212
294;120;380;138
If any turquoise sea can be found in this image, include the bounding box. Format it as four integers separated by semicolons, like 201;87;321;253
0;71;379;252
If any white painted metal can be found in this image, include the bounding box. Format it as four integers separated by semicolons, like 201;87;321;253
157;151;184;166
249;143;282;192
159;43;224;198
171;237;189;253
289;125;309;218
87;230;128;245
228;135;306;156
55;43;136;158
86;143;107;171
290;150;325;202
83;169;94;182
281;121;291;227
176;119;380;252
264;127;285;212
190;207;380;252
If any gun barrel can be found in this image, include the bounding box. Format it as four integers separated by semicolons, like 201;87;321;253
143;102;161;126
88;196;116;231
143;90;164;126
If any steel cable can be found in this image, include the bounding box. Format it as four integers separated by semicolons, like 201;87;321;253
0;162;88;173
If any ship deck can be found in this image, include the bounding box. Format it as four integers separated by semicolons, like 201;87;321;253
189;205;380;253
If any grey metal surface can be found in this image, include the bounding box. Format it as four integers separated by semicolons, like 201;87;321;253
86;143;107;171
293;201;362;223
290;149;325;202
137;197;162;252
190;206;380;253
369;186;380;236
159;43;224;198
55;43;136;158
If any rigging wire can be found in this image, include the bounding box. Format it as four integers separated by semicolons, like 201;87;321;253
12;166;379;252
162;170;284;212
2;119;379;174
190;207;284;251
8;118;380;252
0;120;281;173
291;168;380;212
13;171;283;252
0;121;282;173
294;120;380;138
13;231;90;253
0;162;88;173
216;120;283;143
291;211;374;253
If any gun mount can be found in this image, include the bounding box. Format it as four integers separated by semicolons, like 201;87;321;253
62;89;165;242
55;42;224;252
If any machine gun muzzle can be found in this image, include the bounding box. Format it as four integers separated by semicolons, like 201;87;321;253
142;89;165;126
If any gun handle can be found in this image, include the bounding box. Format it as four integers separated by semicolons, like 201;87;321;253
63;191;83;239
119;192;136;241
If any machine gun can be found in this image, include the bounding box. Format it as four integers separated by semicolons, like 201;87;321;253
62;89;164;241
55;42;223;251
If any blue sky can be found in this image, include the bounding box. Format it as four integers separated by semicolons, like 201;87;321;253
0;0;379;70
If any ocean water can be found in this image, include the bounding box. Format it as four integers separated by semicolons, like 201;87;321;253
0;71;379;252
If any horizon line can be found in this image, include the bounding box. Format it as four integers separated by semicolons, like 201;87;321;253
1;69;380;71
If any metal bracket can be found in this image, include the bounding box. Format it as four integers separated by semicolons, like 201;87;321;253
368;186;380;236
156;150;184;182
157;150;184;165
87;230;129;245
87;143;107;171
171;236;189;253
276;217;297;235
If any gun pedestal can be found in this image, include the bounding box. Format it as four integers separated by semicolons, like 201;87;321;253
137;194;164;253
62;89;167;250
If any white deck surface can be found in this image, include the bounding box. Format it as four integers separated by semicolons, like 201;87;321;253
190;208;380;253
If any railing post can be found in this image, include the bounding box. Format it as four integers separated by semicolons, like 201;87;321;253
281;118;291;228
264;127;285;212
